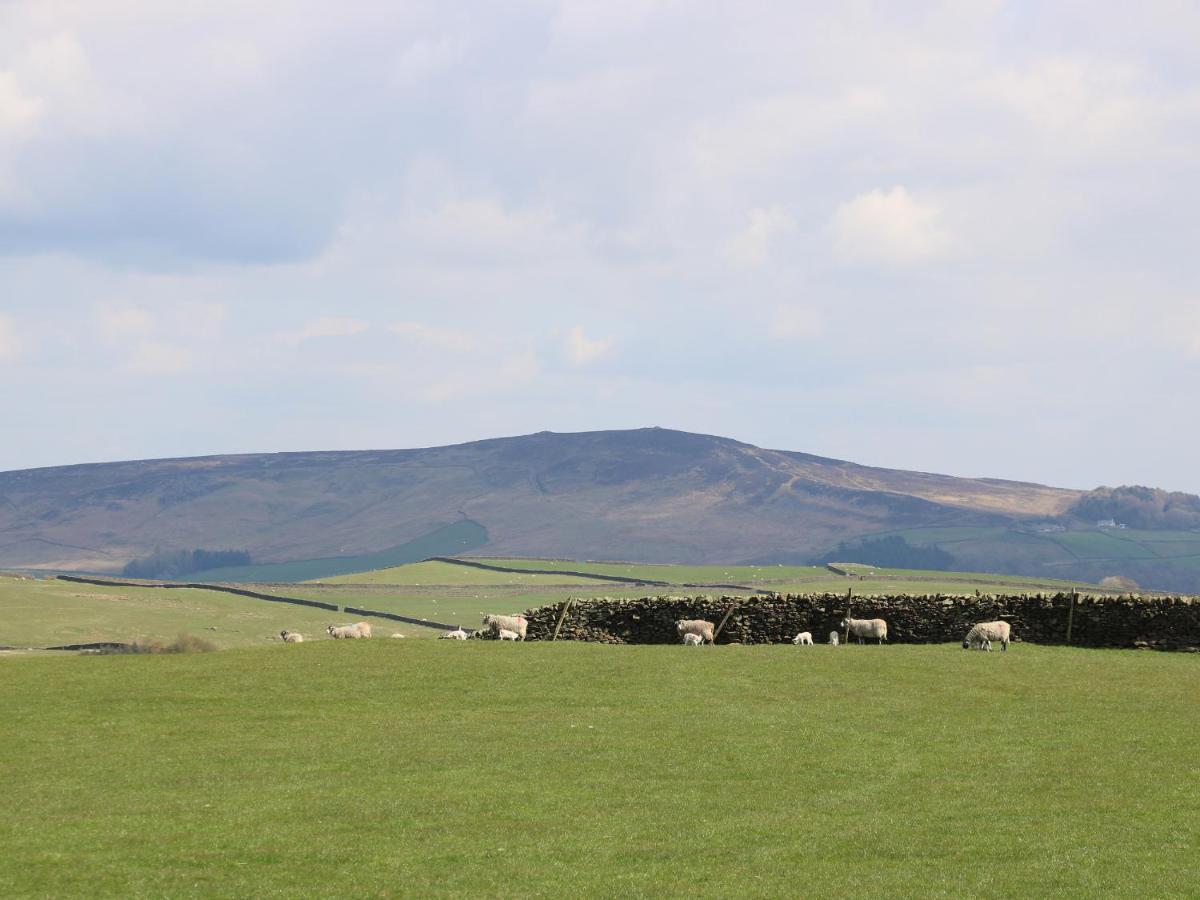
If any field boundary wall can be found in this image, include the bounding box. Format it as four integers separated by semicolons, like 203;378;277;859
521;592;1200;651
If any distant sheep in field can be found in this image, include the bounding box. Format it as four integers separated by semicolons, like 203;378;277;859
829;631;840;646
390;633;406;639
353;621;372;639
676;619;715;645
963;621;1011;652
498;629;521;641
841;617;888;645
682;632;703;646
279;630;304;643
792;631;813;646
326;624;361;640
482;614;527;641
440;628;469;641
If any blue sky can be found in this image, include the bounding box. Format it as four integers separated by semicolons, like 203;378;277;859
1;1;1198;492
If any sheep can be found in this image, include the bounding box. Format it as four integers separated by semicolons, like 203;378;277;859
792;631;813;646
481;614;527;641
676;619;716;645
497;629;521;641
963;621;1011;652
326;624;364;640
440;628;469;641
841;617;888;645
353;621;372;639
279;630;304;643
682;632;703;646
390;633;406;639
828;631;840;646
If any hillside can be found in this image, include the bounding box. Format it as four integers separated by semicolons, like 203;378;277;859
1;427;1197;589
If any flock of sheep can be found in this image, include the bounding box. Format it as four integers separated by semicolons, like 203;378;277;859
279;613;1013;651
679;616;1012;651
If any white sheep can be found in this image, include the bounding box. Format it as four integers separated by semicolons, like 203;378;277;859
497;629;520;641
963;621;1011;652
841;617;888;645
390;633;406;639
326;624;364;640
676;619;715;645
279;630;304;643
482;614;527;641
792;631;813;646
440;628;469;640
828;631;840;646
353;621;372;639
682;632;703;646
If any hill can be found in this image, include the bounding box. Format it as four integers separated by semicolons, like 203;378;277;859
1;427;1198;589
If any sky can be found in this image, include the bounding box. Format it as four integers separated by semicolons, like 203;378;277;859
1;1;1198;492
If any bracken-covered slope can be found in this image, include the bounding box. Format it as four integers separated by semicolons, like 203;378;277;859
0;428;1080;573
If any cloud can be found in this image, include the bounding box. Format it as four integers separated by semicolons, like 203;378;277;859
96;303;154;343
0;314;21;361
277;317;370;345
828;187;954;267
769;306;822;341
565;326;610;365
0;72;43;140
126;340;192;376
724;206;796;268
387;321;477;353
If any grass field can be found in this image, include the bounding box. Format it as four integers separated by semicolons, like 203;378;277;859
0;576;358;650
1;641;1197;897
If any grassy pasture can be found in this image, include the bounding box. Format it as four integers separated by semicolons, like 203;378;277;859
1;641;1197;897
0;577;357;650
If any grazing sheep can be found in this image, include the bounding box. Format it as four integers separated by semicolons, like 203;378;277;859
682;632;703;646
279;630;304;643
829;631;840;646
497;629;520;641
963;621;1011;652
326;624;364;640
792;631;813;646
440;628;469;640
676;619;716;645
481;614;527;641
841;617;888;645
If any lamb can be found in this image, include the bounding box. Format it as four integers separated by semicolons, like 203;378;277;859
440;628;469;640
326;624;364;640
841;617;888;645
481;614;527;641
682;632;703;646
792;631;813;646
828;631;840;646
497;629;521;641
676;619;716;645
279;630;304;643
963;620;1011;652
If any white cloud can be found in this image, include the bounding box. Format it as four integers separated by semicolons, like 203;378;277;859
564;326;610;366
724;206;796;268
277;317;369;345
96;303;154;343
0;72;43;139
828;186;955;267
769;306;823;341
0;315;21;361
126;340;192;376
387;321;477;353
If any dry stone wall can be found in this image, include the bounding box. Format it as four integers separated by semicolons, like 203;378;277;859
522;593;1200;651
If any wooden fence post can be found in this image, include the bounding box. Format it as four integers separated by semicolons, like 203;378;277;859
1065;590;1076;645
551;598;573;642
712;603;739;643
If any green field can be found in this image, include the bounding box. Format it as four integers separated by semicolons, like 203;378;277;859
0;576;370;650
2;641;1197;897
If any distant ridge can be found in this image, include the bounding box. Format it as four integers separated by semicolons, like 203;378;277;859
1;427;1198;590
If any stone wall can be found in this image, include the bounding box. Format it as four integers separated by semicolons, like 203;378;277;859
522;593;1200;650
